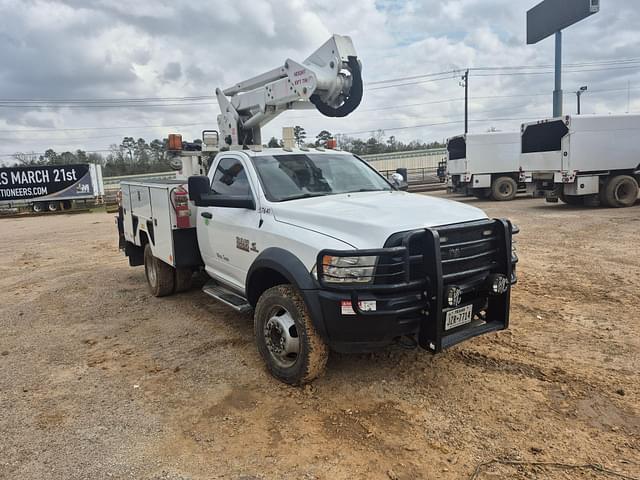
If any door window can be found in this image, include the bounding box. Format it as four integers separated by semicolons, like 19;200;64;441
211;158;252;196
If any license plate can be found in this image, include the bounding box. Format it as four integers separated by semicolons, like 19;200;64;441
445;304;473;330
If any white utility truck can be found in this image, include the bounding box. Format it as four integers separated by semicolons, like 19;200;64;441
522;114;640;207
446;132;523;201
117;35;519;385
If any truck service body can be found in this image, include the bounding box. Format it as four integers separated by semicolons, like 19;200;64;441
116;35;519;384
447;132;523;201
522;114;640;207
0;163;104;212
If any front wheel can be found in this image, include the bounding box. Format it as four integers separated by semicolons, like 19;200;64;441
254;284;328;385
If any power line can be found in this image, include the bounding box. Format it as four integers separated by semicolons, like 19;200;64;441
0;102;219;109
0;122;210;134
2;85;637;137
337;116;544;136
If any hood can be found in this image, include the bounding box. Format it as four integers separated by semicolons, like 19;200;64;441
272;191;488;249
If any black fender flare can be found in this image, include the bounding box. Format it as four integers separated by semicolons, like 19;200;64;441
246;248;328;340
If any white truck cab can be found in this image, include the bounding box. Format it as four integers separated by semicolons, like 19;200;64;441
117;35;518;384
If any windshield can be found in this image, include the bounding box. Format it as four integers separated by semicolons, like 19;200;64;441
251;153;392;202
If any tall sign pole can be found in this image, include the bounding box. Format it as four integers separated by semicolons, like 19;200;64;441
527;0;600;117
553;31;562;117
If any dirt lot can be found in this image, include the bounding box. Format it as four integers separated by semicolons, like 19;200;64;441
0;194;638;480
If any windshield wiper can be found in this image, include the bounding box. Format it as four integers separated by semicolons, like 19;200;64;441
347;188;388;193
280;192;330;202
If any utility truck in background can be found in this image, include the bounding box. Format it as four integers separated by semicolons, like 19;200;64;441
447;132;523;201
523;114;640;207
0;163;104;213
117;35;519;385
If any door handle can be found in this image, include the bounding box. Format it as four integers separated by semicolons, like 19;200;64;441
201;212;212;219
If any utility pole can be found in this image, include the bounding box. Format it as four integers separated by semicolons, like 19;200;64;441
627;81;631;113
576;85;587;114
460;69;469;133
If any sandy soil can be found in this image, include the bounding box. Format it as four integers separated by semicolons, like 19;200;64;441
0;194;638;480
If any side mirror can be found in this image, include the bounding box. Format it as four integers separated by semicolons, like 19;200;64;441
390;172;409;191
188;176;211;205
206;195;255;209
187;175;256;210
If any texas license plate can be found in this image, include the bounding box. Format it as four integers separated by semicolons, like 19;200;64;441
445;304;473;330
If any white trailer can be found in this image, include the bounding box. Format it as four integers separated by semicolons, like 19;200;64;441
446;132;523;201
0;163;104;213
522;114;640;207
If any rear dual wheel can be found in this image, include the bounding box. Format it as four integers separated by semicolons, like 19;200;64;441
143;244;194;297
144;244;175;297
559;192;584;206
491;177;518;201
601;175;639;208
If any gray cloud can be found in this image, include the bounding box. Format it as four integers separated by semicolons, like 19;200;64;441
161;62;182;82
0;0;639;157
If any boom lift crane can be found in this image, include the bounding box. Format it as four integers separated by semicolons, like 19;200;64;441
168;34;362;177
216;34;362;148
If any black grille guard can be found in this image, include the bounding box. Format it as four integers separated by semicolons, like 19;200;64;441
316;218;518;352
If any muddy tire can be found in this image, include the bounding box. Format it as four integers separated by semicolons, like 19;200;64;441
144;244;174;297
490;176;517;201
254;284;328;385
174;268;193;293
32;202;46;213
48;202;60;212
602;175;638;208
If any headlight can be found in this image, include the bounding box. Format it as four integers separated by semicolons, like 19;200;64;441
320;255;377;284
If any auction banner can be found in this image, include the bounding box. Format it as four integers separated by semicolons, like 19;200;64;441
0;164;94;202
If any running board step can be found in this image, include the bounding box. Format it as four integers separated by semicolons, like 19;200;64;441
202;282;252;313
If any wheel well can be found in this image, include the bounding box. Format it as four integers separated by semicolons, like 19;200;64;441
247;268;290;306
491;173;519;182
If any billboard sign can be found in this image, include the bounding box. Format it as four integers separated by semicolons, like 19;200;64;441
527;0;600;44
0;164;95;202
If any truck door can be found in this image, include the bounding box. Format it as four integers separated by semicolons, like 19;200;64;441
197;156;261;291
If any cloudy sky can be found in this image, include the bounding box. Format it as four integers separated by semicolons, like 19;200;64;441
1;0;639;161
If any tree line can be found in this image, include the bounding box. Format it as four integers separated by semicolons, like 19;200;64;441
10;128;445;176
10;137;192;177
269;127;444;154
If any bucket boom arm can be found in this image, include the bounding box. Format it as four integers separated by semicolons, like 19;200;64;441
216;34;362;148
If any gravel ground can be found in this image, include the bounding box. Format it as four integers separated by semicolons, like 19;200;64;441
0;194;638;480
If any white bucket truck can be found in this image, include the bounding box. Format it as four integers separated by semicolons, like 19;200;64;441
116;35;519;385
447;132;523;201
522;114;640;207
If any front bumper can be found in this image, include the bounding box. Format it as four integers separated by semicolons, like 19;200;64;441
313;219;518;354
